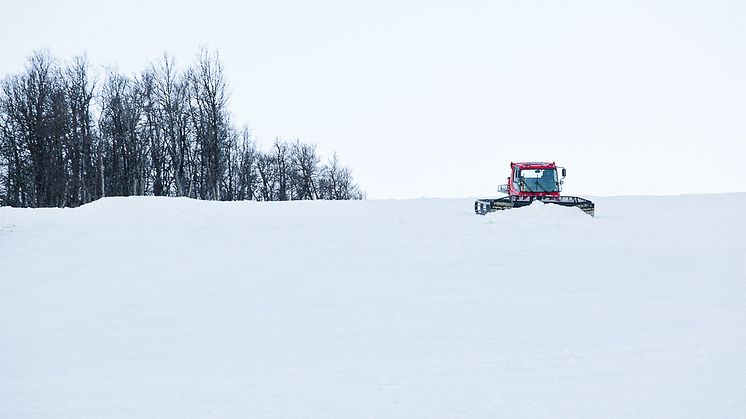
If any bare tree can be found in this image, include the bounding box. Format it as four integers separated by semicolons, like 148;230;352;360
153;52;192;197
227;125;258;200
0;51;68;207
0;73;32;206
189;47;230;200
272;139;291;201
0;49;365;207
99;69;147;196
290;140;320;200
64;55;98;205
139;67;167;196
319;153;364;200
256;151;275;201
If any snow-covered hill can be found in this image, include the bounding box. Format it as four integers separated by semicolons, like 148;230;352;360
2;195;745;418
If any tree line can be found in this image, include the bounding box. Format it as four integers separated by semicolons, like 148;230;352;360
0;49;363;208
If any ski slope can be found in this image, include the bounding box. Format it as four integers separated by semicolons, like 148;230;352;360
1;195;745;418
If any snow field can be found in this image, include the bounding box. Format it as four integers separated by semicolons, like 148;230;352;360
1;195;745;418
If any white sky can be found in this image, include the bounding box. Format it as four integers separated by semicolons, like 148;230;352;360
2;0;745;198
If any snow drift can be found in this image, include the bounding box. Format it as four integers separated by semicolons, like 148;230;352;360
1;195;745;418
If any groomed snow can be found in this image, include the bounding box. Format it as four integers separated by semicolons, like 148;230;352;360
1;195;745;418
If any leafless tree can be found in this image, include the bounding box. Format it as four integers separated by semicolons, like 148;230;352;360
99;69;148;196
256;151;275;201
0;51;67;207
0;49;365;207
63;55;98;205
318;153;364;200
189;47;230;200
153;52;192;197
290;140;320;200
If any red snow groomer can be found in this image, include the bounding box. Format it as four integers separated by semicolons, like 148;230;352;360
474;162;595;216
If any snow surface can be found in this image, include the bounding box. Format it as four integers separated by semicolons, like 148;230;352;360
1;195;745;418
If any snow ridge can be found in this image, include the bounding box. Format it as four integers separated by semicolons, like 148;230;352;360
1;195;745;418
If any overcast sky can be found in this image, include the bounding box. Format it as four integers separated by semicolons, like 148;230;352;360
2;0;745;198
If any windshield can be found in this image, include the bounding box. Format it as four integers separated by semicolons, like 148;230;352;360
519;168;559;192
